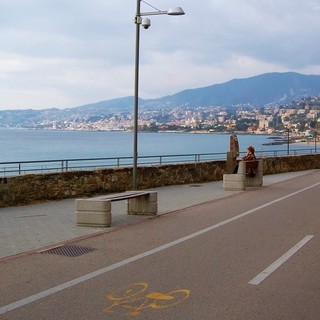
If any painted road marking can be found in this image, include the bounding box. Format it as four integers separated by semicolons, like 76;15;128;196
249;235;314;285
1;181;319;316
102;282;190;317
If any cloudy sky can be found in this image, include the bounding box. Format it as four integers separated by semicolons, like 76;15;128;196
1;0;320;110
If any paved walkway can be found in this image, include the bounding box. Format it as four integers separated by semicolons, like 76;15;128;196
0;171;314;260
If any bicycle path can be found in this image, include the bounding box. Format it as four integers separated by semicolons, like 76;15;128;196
1;169;319;319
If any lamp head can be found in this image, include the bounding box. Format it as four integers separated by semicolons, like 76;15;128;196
167;7;185;15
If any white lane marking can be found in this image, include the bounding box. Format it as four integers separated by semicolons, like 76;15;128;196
249;235;314;285
1;181;320;315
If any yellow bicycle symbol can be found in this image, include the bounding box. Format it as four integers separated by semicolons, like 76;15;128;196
102;282;190;317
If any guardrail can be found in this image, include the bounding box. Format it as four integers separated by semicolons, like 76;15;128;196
0;147;318;177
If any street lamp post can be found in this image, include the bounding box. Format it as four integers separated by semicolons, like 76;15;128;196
132;1;185;190
287;127;290;155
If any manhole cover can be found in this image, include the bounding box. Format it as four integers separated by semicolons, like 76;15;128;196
39;245;96;257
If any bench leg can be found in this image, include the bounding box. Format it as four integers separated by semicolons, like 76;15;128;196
127;192;158;215
223;173;246;191
75;199;112;227
245;160;263;187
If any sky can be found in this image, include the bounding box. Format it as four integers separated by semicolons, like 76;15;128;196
1;0;320;110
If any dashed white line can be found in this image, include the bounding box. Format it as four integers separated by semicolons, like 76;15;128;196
249;235;314;285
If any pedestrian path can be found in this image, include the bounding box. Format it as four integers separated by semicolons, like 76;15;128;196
0;171;313;260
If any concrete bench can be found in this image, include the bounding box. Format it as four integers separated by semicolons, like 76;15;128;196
223;160;263;191
75;191;158;227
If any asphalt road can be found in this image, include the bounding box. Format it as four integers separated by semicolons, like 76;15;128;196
1;170;320;319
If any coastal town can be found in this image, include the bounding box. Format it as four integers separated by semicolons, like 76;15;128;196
1;96;320;145
44;96;320;142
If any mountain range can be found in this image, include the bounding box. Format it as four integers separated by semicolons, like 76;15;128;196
1;72;320;127
70;71;320;113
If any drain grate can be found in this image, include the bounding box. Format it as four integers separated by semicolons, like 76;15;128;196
189;184;203;187
39;245;97;257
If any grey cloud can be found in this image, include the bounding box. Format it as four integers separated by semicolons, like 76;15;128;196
1;0;320;109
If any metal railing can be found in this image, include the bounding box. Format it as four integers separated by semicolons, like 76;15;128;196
0;147;318;177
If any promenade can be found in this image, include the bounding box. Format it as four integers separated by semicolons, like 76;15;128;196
0;170;311;261
1;169;320;319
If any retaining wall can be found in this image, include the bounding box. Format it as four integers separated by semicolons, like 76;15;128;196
0;154;319;208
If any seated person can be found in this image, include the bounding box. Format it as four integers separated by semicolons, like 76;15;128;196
233;145;257;174
242;145;257;161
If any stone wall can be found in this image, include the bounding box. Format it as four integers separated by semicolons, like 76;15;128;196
0;154;319;208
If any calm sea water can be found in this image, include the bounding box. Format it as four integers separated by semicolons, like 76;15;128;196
0;128;310;162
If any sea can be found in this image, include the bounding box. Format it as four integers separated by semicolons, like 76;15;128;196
0;128;314;163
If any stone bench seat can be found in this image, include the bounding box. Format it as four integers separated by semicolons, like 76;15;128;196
75;191;158;227
244;160;259;176
223;160;263;191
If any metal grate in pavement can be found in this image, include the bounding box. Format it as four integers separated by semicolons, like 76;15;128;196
39;245;97;257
